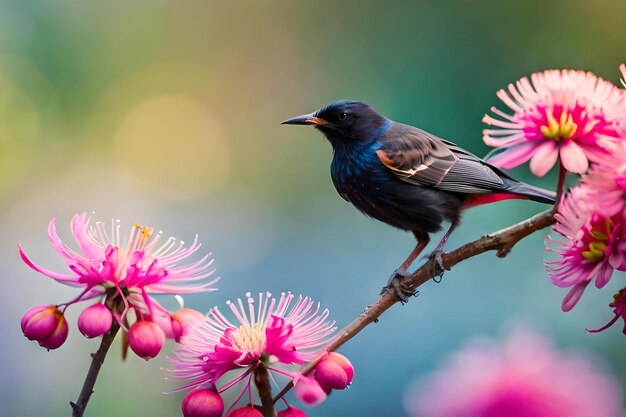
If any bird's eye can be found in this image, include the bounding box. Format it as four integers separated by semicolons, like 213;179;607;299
339;112;347;121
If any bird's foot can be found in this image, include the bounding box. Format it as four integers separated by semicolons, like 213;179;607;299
381;268;418;303
428;250;450;283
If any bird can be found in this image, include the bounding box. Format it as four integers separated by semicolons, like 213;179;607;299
282;100;556;300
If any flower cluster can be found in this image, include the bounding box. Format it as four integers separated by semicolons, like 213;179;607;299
19;213;217;358
545;138;626;332
546;187;626;313
404;327;625;417
484;65;626;333
169;291;353;417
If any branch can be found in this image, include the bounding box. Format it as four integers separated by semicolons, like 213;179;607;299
254;362;277;417
70;321;120;417
274;207;556;402
70;296;124;417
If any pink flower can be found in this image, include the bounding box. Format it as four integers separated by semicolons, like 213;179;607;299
228;406;263;417
181;388;224;417
589;287;626;334
545;187;626;312
313;352;354;392
170;291;338;413
404;327;625;417
483;69;626;176
581;141;626;217
19;213;217;357
21;305;69;350
277;405;307;417
77;303;113;338
293;377;327;407
128;320;165;360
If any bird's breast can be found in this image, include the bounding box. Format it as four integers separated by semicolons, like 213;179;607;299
330;151;391;210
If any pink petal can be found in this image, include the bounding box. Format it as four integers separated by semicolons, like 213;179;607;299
560;141;589;174
486;142;538;169
70;213;103;260
594;263;615;289
529;141;558;177
561;283;588;312
18;245;82;286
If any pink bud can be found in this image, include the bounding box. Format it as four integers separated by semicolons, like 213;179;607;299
325;352;354;384
294;377;327;407
315;359;349;391
277;405;308;417
37;313;68;350
227;405;263;417
21;305;59;341
77;304;113;338
182;389;224;417
128;320;165;360
172;308;205;342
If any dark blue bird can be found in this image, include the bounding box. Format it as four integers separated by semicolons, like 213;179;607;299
282;100;555;298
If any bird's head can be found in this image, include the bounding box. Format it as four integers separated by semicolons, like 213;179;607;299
282;100;391;145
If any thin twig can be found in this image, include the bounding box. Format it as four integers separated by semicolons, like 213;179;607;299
70;321;120;417
273;207;556;402
70;296;124;417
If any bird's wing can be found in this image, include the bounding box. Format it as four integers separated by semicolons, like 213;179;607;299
376;124;505;194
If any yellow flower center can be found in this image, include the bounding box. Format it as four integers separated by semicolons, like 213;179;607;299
581;220;613;262
232;323;266;353
540;110;577;141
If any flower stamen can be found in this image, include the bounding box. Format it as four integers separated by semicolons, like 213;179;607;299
540;110;577;141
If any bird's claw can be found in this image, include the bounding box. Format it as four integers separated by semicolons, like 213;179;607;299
381;268;418;303
429;250;450;282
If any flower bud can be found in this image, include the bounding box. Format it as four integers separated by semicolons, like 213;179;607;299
128;320;165;360
325;352;354;384
227;405;263;417
315;359;349;391
294;377;327;407
172;308;205;342
37;312;68;350
78;304;113;338
21;305;59;341
277;405;308;417
182;388;224;417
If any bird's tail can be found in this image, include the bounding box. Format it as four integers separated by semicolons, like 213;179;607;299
504;180;556;204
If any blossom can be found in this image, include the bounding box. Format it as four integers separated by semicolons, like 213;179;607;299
545;187;626;312
581;140;626;217
313;352;353;392
483;69;626;176
404;327;625;417
19;213;217;357
169;291;339;413
589;287;626;334
21;305;68;350
77;303;113;338
181;388;224;417
277;405;308;417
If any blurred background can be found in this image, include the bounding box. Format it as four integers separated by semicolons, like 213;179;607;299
1;0;625;416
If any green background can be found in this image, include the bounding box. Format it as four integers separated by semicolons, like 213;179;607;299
2;1;625;416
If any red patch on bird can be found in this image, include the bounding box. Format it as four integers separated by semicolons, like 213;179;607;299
462;193;530;209
375;149;394;166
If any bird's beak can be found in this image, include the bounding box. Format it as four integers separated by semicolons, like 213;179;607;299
281;112;327;126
